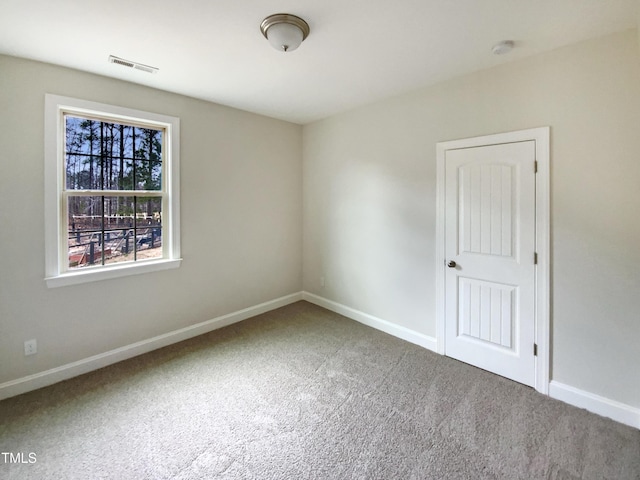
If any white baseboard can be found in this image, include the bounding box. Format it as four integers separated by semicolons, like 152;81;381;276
549;381;639;429
302;291;438;352
0;292;303;401
302;292;639;430
5;292;637;431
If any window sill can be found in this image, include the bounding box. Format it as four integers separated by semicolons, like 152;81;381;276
45;258;182;288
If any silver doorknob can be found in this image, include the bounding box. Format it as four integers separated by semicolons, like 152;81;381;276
447;260;457;268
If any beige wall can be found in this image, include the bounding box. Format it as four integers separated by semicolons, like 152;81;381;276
2;29;639;411
303;29;640;408
0;55;303;384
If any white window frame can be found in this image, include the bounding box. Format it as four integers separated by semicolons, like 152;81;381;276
44;94;181;288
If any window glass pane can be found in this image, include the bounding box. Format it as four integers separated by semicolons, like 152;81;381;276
67;196;104;268
65;117;99;190
134;128;163;191
66;195;164;268
66;196;163;268
103;196;136;266
135;197;162;260
103;196;134;230
65;116;162;191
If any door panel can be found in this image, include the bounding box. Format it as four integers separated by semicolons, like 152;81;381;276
460;163;514;257
445;141;535;386
458;277;514;349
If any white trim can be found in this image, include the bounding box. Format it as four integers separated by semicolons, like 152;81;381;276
45;258;182;288
6;291;636;431
0;292;303;401
44;94;181;287
302;292;438;352
549;381;640;429
435;127;550;394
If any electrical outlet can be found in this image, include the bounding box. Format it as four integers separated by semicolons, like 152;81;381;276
24;339;37;356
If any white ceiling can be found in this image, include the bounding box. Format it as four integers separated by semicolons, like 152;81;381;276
1;0;638;124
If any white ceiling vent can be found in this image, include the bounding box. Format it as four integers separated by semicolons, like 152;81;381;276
108;55;158;74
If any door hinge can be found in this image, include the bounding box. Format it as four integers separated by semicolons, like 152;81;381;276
534;252;538;265
534;161;538;173
534;343;538;356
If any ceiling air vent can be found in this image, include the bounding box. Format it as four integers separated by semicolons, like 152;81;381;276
108;55;158;74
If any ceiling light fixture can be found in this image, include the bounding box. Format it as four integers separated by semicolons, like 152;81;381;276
492;40;514;55
260;13;310;52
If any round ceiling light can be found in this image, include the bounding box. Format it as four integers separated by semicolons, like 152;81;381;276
260;14;310;52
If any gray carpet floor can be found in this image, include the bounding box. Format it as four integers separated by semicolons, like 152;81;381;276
0;301;638;479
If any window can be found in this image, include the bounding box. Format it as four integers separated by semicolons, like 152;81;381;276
45;95;181;287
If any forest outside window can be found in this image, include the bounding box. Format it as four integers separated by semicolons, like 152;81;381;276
45;95;181;287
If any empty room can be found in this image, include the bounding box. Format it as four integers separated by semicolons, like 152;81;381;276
0;0;639;478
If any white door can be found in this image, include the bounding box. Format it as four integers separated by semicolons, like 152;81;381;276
444;141;536;386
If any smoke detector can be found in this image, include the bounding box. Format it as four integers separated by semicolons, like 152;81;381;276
108;55;158;74
491;40;514;55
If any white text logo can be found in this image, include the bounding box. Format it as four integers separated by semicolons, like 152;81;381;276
1;452;37;464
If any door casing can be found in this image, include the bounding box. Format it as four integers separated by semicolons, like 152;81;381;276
435;127;550;394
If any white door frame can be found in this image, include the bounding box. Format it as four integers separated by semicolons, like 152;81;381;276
435;127;550;394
